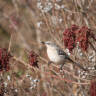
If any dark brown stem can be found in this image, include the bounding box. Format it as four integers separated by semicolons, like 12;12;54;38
89;41;96;52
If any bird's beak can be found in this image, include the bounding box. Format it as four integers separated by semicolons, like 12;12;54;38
40;41;45;45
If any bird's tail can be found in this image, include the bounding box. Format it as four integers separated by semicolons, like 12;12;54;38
67;57;88;71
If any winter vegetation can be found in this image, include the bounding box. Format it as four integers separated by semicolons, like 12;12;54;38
0;0;96;96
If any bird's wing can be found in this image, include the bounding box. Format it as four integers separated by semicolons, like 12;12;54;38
57;48;69;57
56;48;88;71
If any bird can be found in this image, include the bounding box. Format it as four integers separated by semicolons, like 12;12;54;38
41;41;88;71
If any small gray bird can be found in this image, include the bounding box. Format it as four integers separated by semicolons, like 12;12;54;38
41;41;88;71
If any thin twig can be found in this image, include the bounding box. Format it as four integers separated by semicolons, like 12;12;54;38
8;33;12;52
89;41;96;52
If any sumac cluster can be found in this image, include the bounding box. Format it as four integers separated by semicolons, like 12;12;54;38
0;48;12;71
29;51;39;68
90;80;96;96
63;25;95;52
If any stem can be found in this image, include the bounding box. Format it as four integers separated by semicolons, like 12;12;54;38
89;41;96;52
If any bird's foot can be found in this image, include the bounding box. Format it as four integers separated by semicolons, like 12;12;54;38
60;64;64;71
48;61;53;66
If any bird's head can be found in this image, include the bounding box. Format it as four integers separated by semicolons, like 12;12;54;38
41;41;57;48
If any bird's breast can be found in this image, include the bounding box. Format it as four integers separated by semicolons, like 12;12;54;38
47;47;64;63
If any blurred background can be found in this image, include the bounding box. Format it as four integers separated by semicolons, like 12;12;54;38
0;0;96;96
